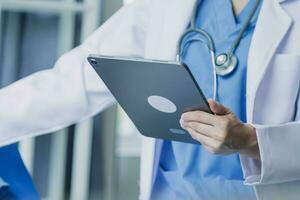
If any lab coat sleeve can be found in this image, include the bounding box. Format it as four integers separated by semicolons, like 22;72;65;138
0;0;149;147
240;89;300;185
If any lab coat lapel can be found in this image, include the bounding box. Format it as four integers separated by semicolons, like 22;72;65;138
247;0;292;122
145;0;197;60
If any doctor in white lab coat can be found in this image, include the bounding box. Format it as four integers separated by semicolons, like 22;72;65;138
0;0;300;199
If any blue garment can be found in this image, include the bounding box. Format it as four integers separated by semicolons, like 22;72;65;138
0;178;8;189
0;145;39;200
152;0;262;199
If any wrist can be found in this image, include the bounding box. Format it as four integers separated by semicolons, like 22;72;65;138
240;124;261;160
246;124;258;148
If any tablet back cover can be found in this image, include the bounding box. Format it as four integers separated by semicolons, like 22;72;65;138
88;56;211;144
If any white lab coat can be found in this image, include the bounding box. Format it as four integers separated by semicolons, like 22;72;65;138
0;0;300;199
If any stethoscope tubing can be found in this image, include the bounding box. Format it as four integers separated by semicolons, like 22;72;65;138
176;0;261;101
228;0;261;57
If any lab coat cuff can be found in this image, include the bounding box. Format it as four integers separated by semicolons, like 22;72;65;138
239;125;271;185
239;154;262;185
254;123;300;184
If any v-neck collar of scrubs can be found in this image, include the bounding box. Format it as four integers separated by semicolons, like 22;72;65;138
211;0;257;35
236;0;261;23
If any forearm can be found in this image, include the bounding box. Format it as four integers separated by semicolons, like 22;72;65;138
0;47;114;147
0;0;149;147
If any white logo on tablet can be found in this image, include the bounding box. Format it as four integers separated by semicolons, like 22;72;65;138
147;95;177;113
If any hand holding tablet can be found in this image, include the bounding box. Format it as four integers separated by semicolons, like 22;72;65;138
88;55;212;144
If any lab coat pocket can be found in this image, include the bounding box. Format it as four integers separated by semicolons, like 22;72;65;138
255;54;300;124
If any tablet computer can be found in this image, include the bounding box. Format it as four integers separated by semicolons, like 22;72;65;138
87;55;212;144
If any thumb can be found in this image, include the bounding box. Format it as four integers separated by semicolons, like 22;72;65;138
207;99;231;115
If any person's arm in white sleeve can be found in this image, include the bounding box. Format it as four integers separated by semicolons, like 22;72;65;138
0;0;149;147
240;88;300;185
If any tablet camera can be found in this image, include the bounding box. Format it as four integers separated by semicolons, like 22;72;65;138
89;58;98;65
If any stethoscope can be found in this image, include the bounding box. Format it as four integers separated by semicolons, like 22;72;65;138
176;0;261;100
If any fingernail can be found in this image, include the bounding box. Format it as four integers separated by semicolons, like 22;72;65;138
179;119;185;128
179;118;183;124
179;122;183;127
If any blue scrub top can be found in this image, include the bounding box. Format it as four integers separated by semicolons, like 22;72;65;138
152;0;262;199
0;145;39;200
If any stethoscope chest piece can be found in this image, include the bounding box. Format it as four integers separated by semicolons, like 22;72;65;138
215;53;238;76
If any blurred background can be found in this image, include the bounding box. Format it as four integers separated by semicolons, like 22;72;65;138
0;0;142;199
